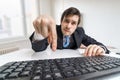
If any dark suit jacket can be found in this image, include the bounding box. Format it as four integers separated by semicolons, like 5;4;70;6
30;25;109;53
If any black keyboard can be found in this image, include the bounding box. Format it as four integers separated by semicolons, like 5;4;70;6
1;56;120;80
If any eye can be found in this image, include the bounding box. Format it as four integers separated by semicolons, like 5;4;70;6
71;21;77;25
64;19;69;23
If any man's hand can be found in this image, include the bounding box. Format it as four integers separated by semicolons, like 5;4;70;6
84;44;105;56
33;15;57;51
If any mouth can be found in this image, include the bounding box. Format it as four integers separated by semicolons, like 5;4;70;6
64;29;70;32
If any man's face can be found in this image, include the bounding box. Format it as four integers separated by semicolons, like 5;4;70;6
61;15;79;36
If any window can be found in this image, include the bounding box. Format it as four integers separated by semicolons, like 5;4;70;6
0;0;39;43
0;0;24;39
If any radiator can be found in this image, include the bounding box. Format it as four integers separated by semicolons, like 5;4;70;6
0;47;19;55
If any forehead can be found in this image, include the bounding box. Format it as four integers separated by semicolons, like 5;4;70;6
63;15;79;22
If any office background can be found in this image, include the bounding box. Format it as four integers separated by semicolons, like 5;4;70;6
0;0;120;54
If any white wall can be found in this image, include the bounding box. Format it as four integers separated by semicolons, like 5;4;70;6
39;0;53;16
43;0;120;49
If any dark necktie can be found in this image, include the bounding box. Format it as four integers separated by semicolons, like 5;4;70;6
63;36;70;48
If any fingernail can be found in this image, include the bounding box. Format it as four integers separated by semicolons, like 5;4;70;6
89;54;91;56
52;47;56;51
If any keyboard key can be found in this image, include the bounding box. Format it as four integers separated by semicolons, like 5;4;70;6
73;70;81;76
62;66;74;72
0;67;8;72
14;68;23;72
109;64;117;68
36;66;42;70
20;71;30;77
24;67;32;71
115;62;120;66
19;65;26;68
80;69;89;74
64;71;73;77
0;73;9;80
54;72;63;79
33;75;41;80
105;65;113;69
43;74;53;80
34;69;42;75
3;69;14;73
52;68;59;72
8;72;20;78
13;62;21;66
86;67;96;72
94;66;103;71
9;66;17;69
43;68;51;73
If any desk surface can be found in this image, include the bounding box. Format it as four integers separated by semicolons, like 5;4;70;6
0;49;84;66
0;48;120;80
0;48;119;66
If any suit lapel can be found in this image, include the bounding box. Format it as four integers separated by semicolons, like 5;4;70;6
57;25;63;49
74;28;83;48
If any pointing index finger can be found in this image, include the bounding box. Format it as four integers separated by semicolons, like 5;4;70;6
48;19;57;51
51;24;57;51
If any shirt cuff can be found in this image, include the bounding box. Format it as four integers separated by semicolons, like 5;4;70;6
33;32;45;41
99;45;107;53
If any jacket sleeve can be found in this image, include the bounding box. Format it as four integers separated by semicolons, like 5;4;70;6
81;29;110;54
29;32;49;52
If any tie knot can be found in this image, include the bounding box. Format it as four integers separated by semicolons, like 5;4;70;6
65;36;69;39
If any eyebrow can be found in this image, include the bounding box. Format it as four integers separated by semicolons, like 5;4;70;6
64;18;78;22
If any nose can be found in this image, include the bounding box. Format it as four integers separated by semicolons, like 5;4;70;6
66;23;71;29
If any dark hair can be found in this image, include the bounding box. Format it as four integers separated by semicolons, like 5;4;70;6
61;7;81;25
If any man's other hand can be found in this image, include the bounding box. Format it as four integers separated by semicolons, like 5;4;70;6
84;44;105;56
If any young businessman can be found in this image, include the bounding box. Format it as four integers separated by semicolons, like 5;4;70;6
30;7;109;56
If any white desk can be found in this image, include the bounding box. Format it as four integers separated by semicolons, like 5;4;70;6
0;48;84;66
0;48;119;66
0;48;120;80
0;49;33;66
